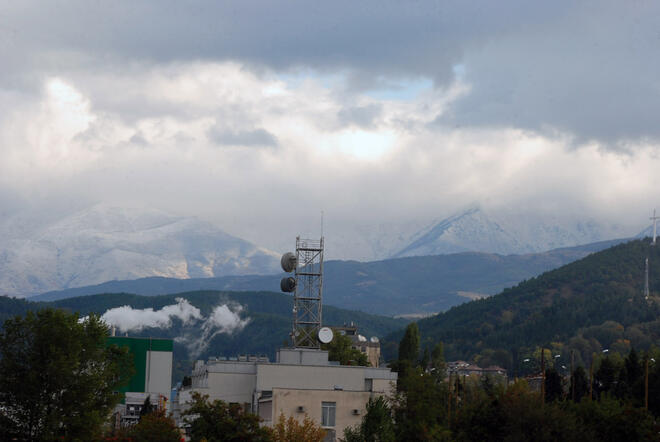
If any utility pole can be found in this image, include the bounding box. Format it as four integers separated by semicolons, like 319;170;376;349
571;350;575;402
589;353;595;401
541;347;545;406
447;372;452;424
645;357;649;411
645;257;650;300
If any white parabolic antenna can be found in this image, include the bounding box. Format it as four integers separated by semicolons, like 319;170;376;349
318;327;334;344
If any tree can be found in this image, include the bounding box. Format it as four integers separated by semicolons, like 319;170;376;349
183;392;271;442
544;368;564;402
342;396;396;442
398;323;420;364
393;367;450;440
0;308;133;441
128;409;182;442
322;332;369;366
570;366;589;402
140;395;156;418
431;342;446;381
594;356;619;398
271;413;326;442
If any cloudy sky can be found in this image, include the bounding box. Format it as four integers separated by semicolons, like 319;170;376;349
1;0;659;248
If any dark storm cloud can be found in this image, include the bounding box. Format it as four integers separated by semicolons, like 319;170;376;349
0;1;564;83
1;0;659;144
440;1;660;147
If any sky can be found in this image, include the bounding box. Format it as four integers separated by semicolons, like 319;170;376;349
1;0;660;248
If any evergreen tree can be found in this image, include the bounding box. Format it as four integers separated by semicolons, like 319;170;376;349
140;395;155;418
544;367;563;402
398;322;420;364
343;396;396;442
570;366;589;402
594;356;618;398
430;342;447;384
393;367;450;441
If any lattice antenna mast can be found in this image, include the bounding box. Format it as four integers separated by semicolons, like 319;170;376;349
292;236;324;348
651;209;659;246
645;257;650;300
280;237;324;348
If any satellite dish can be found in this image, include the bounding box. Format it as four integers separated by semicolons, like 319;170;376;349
370;337;379;343
280;277;296;293
318;327;334;344
281;252;297;273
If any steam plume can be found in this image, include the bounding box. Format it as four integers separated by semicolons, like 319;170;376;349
100;297;250;358
101;297;202;332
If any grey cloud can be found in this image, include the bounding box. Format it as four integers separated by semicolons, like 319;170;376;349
0;2;564;88
2;1;659;144
129;133;149;146
208;126;278;147
437;0;660;147
337;103;382;129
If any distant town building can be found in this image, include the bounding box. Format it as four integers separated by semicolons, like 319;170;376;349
106;336;173;428
334;323;382;367
173;348;397;442
447;360;507;379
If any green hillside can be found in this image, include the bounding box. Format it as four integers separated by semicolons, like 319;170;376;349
384;239;660;371
1;291;406;376
0;296;34;324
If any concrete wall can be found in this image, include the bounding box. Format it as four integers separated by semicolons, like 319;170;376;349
277;348;330;365
371;378;396;396
206;372;256;405
270;388;372;442
257;364;370;391
145;351;172;398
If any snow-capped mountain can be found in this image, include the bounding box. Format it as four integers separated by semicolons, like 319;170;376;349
391;206;639;257
317;206;641;261
0;204;280;297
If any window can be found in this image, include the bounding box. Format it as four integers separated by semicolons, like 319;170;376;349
321;401;336;427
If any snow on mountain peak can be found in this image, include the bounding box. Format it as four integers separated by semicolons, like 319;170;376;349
0;204;279;297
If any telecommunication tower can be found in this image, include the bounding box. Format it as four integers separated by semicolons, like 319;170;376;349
280;236;327;348
651;209;659;246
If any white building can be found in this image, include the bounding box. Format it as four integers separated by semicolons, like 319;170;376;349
173;348;397;441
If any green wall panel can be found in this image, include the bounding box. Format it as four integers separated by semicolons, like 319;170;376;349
106;336;173;396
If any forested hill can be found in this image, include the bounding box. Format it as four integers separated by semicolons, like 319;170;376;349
388;239;660;371
0;291;407;369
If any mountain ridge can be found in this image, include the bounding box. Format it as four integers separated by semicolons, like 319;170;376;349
31;238;628;316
